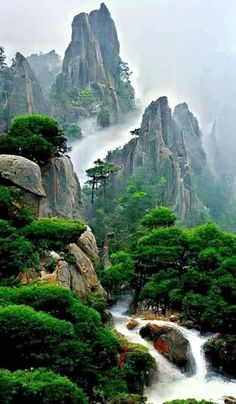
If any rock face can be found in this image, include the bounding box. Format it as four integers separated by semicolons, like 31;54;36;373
4;53;51;124
56;3;134;122
27;50;62;90
0;152;103;296
40;156;81;219
0;154;45;196
173;102;208;176
0;154;45;215
41;229;104;296
0;154;81;219
140;322;195;374
41;227;105;295
109;96;207;223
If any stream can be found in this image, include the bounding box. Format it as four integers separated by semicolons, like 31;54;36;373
110;302;236;404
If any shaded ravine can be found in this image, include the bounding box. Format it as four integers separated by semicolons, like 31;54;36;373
110;303;236;404
69;110;142;184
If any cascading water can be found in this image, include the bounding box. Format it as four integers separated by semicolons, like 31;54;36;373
110;303;236;404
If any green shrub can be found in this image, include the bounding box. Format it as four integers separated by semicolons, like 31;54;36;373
0;114;68;164
0;186;35;226
163;400;217;404
22;217;86;251
97;105;110;127
0;219;39;279
0;368;88;404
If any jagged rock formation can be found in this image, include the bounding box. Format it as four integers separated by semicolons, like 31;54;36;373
2;53;51;126
39;156;81;219
56;3;134;123
0;153;103;295
27;50;62;89
173;102;208;176
42;229;104;296
109;96;207;222
0;154;81;218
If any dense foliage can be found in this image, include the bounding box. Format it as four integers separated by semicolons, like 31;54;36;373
100;207;236;333
0;368;88;404
0;284;155;402
0;185;85;281
163;400;217;404
204;335;236;376
21;217;86;251
0;114;68;164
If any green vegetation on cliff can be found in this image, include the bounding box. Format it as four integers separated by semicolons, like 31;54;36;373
0;185;85;282
0;114;68;164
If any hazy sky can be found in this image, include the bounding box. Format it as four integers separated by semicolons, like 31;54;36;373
1;0;236;125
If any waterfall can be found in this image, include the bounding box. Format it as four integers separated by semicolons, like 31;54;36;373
110;303;236;404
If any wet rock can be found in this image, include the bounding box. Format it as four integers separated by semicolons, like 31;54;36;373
126;319;139;330
140;323;194;373
170;314;179;323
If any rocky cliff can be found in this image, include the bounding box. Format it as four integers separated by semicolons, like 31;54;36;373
0;153;103;295
2;53;51;126
173;102;207;176
109;96;207;222
56;3;134;124
40;156;81;219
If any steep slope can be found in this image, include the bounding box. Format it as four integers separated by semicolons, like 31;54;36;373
1;52;51;128
108;97;207;223
173;102;207;176
0;153;103;295
56;3;134;124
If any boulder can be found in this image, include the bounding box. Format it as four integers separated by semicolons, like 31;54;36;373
126;319;139;330
140;323;193;372
78;226;99;259
224;397;236;404
0;154;45;196
68;243;104;295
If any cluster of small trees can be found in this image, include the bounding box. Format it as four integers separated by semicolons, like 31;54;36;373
101;206;236;333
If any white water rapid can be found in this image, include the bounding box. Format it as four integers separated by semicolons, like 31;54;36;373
69;110;142;184
110;302;236;404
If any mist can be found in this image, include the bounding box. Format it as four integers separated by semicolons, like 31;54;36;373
1;0;236;172
69;110;142;184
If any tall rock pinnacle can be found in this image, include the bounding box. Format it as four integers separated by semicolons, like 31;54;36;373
56;3;135;123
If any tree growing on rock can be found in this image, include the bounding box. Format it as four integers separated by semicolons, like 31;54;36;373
0;114;68;164
86;159;120;204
